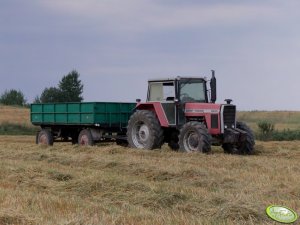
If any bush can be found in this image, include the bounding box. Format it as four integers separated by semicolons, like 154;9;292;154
271;129;300;141
0;89;26;106
0;123;38;135
255;120;300;141
257;121;274;141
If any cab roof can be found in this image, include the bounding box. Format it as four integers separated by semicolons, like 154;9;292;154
148;76;207;83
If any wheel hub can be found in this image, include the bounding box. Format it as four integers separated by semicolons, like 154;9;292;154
132;122;150;148
80;135;89;145
39;134;48;145
184;131;200;152
138;124;150;142
188;134;198;148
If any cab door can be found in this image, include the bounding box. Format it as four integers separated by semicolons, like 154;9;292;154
148;81;176;126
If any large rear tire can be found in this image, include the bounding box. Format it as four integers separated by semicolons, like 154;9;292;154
179;122;211;153
222;122;255;155
127;110;164;149
78;129;94;146
36;129;54;146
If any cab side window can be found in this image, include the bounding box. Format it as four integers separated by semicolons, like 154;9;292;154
148;82;175;101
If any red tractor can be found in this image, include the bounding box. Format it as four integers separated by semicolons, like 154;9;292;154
126;70;255;154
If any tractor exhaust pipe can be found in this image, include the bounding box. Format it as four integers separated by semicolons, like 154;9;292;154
210;70;217;103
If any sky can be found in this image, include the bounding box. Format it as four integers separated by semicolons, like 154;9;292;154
1;0;300;110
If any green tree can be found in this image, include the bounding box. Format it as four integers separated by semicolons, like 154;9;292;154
0;89;26;106
33;95;41;104
58;70;83;102
40;87;62;103
36;70;84;103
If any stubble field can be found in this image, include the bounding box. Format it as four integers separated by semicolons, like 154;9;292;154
0;106;299;224
0;136;299;224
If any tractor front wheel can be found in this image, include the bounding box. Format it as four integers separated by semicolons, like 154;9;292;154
127;110;164;149
222;122;255;155
179;122;211;153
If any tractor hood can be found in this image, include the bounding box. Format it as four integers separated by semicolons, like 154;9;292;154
184;103;222;115
184;102;237;135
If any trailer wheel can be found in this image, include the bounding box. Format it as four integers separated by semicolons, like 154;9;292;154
36;129;54;146
179;122;211;153
127;110;164;149
222;122;255;155
78;129;94;146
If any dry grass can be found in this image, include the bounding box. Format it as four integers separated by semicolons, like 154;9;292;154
0;105;36;135
238;111;300;131
0;105;31;126
0;106;300;224
0;136;299;224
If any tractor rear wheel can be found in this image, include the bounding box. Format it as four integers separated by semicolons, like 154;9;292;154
127;110;164;149
222;122;255;155
36;129;54;146
78;129;94;146
179;122;211;153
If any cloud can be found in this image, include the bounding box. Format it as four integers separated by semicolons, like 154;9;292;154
2;0;300;109
37;0;278;32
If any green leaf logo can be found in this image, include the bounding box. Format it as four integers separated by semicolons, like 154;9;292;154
266;205;298;223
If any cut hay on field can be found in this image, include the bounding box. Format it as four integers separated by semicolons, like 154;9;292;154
0;136;299;224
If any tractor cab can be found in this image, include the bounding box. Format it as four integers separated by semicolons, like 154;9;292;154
146;72;217;127
147;77;209;103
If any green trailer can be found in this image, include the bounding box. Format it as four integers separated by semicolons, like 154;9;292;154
31;102;136;145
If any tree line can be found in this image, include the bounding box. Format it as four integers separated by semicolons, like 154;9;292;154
0;70;83;106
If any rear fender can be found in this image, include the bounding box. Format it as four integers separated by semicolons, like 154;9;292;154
136;103;169;127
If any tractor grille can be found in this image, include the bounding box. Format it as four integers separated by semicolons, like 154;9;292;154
222;105;236;129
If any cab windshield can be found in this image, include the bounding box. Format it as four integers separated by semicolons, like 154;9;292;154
179;79;207;103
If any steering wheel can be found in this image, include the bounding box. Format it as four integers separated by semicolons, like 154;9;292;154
180;93;194;102
180;93;189;98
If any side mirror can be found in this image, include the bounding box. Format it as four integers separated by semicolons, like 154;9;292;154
210;70;217;103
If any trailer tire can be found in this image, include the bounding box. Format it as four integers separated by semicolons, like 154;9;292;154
37;129;54;146
179;122;211;153
222;122;255;155
78;129;94;146
127;110;164;150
